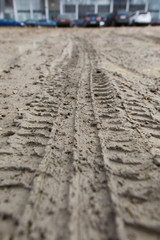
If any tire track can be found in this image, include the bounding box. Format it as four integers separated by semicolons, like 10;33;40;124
88;41;160;239
68;39;118;240
13;38;82;240
13;36;119;240
0;36;73;240
96;29;160;80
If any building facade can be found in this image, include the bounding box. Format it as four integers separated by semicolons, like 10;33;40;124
60;0;160;20
0;0;59;21
0;0;160;21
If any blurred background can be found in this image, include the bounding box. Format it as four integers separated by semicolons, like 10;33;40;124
0;0;160;22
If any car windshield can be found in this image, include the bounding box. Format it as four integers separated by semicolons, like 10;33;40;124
139;11;148;15
38;19;46;23
117;10;129;15
86;14;98;17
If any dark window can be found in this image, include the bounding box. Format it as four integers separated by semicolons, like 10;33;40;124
18;10;30;13
130;5;145;12
64;5;75;13
98;5;110;13
114;0;127;12
114;5;126;12
5;0;13;7
114;0;126;4
79;5;95;19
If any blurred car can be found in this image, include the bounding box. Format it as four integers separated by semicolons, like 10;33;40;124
57;15;71;27
151;19;160;26
114;10;130;26
0;18;25;27
84;14;101;27
24;19;37;27
71;19;84;27
36;19;56;27
103;13;114;26
129;11;152;25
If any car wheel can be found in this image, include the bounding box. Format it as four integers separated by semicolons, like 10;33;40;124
111;21;115;27
132;21;136;26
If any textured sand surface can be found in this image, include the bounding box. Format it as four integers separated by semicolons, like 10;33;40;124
0;27;160;240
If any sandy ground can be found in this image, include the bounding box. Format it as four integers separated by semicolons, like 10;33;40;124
0;26;160;240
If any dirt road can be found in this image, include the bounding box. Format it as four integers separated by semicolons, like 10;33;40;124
0;27;160;240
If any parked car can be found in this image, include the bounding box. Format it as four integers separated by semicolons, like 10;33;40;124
129;11;152;25
71;19;85;27
84;14;101;27
57;15;71;27
114;10;130;26
0;18;25;27
36;19;56;27
103;13;114;26
24;19;37;27
151;18;160;26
